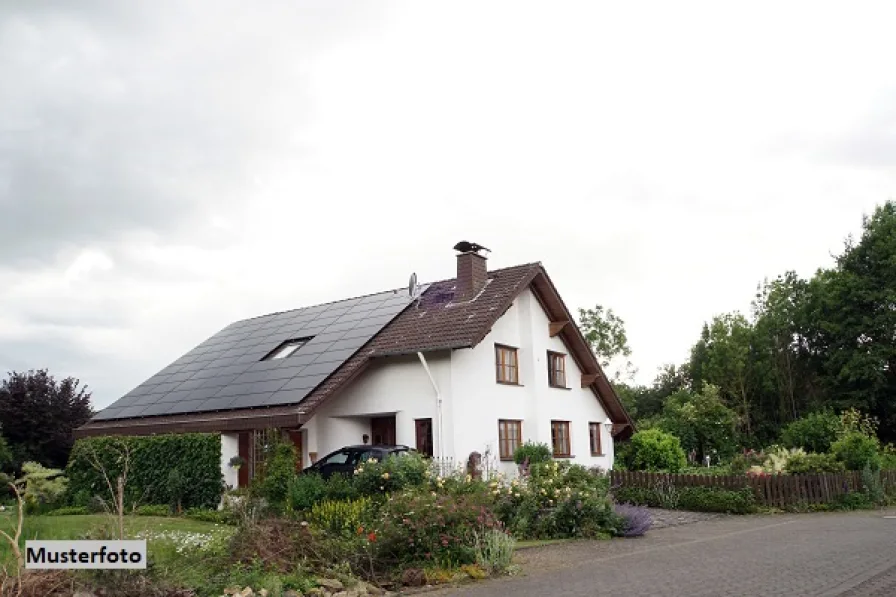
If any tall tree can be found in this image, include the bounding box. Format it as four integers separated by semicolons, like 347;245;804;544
578;304;636;382
695;313;754;434
0;370;94;469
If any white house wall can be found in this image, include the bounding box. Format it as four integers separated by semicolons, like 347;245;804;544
304;352;450;460
302;287;613;473
449;288;613;473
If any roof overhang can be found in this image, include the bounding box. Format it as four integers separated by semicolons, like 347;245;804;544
527;269;635;439
73;406;304;438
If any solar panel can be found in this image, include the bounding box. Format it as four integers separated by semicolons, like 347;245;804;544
92;286;425;421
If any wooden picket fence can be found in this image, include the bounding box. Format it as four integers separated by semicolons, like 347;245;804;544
609;470;896;508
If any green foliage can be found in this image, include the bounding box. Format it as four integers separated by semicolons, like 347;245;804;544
627;429;687;472
839;408;879;438
728;450;765;475
512;441;552;466
45;505;89;516
286;472;327;512
374;489;501;566
307;497;373;535
578;304;636;381
352;452;428;497
831;491;873;511
67;434;223;510
658;384;738;460
614;485;756;514
134;504;171;516
785;452;845;474
20;461;68;513
166;468;189;513
831;432;881;471
255;439;297;507
474;528;515;573
861;465;887;506
881;444;896;471
0;434;12;471
492;461;618;539
780;411;843;453
760;447;806;474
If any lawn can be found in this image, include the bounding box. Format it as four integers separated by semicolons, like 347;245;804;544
0;511;232;567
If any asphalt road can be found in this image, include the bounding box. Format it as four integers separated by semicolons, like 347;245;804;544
431;510;896;597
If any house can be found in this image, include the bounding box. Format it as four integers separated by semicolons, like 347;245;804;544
75;243;633;487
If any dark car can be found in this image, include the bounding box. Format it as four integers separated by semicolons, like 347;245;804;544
301;444;413;479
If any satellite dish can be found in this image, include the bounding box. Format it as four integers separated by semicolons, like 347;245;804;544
408;272;418;299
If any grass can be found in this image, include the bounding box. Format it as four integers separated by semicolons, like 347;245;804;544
0;511;230;567
514;538;575;550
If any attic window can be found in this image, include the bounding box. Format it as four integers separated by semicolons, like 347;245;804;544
262;337;312;361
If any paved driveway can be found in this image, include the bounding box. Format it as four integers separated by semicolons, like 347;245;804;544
430;509;896;597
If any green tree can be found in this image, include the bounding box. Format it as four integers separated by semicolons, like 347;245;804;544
779;411;843;453
693;313;754;435
578;305;636;382
659;384;739;461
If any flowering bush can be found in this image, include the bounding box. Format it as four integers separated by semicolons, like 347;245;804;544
353;452;428;497
612;503;652;537
307;497;374;536
371;490;502;566
492;461;618;539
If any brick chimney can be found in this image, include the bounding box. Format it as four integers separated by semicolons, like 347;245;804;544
453;241;489;302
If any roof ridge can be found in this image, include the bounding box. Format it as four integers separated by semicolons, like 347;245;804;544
233;262;543;325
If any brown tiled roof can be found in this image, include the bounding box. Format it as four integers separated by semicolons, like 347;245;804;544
76;261;633;437
295;263;541;421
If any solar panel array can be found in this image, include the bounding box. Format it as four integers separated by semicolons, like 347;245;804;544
93;288;424;421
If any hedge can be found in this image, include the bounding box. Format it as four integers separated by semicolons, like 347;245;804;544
614;485;757;514
66;433;223;510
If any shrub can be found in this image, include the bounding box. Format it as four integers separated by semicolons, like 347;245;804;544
67;434;223;510
307;497;373;535
728;450;765;475
323;470;358;502
165;468;188;513
832;491;873;511
677;486;756;514
493;461;617;539
474;528;515;573
353;452;428;497
881;444;896;471
761;447;806;473
614;485;756;514
134;504;171;516
185;507;235;524
373;490;501;566
20;462;68;514
256;440;298;507
612;503;652;537
861;465;886;506
45;505;88;516
785;452;845;474
513;442;552;466
286;473;327;512
780;411;843;453
831;432;881;471
628;430;687;472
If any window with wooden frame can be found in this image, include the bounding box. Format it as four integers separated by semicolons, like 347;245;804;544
547;351;567;388
589;422;603;456
495;344;519;384
250;428;281;481
498;419;523;461
550;420;571;457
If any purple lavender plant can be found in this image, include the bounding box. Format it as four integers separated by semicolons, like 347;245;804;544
613;503;652;537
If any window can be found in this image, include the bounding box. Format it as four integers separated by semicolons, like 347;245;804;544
262;337;313;361
547;351;566;388
250;428;281;480
498;419;522;461
589;422;603;456
551;421;571;457
319;449;353;466
415;418;434;457
495;345;519;384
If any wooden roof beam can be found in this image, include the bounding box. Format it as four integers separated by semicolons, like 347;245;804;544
549;320;569;337
581;373;599;387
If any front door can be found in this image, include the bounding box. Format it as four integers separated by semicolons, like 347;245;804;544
370;416;396;445
415;418;433;457
287;429;304;471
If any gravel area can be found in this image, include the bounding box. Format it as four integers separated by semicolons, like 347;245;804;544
645;507;727;529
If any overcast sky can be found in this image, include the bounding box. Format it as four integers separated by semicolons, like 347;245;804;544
1;1;893;409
